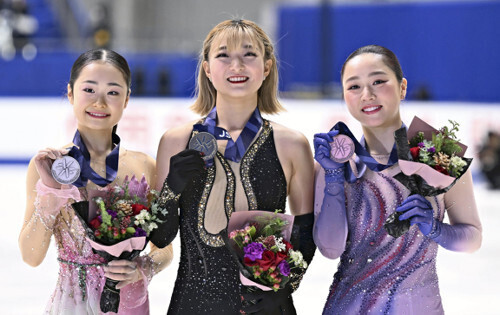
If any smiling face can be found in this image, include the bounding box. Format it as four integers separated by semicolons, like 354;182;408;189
68;61;129;133
202;34;272;103
342;53;407;130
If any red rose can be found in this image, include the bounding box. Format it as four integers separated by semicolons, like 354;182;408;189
131;204;148;215
434;165;449;175
244;257;259;267
256;250;276;271
89;217;101;229
275;251;287;265
283;240;293;252
410;147;420;161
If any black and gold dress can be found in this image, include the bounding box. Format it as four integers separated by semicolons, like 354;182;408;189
159;120;314;314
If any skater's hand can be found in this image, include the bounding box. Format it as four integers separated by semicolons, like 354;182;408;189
314;131;346;183
34;147;70;189
397;194;436;236
313;130;345;171
166;149;205;194
104;259;144;289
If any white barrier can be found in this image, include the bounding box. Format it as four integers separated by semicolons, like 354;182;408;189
1;97;499;175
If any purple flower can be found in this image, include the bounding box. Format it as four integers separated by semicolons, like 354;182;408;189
107;209;118;219
428;147;436;153
244;242;265;261
125;175;150;201
278;260;290;276
418;142;425;147
134;227;147;237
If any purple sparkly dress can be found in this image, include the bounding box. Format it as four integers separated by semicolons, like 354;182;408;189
35;181;149;314
315;164;445;315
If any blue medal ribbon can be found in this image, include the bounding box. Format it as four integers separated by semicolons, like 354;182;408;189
68;130;120;187
193;106;263;163
331;121;401;183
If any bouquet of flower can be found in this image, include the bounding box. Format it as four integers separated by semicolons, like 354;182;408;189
72;175;167;313
384;116;473;237
225;211;308;292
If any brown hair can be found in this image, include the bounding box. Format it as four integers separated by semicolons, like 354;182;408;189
191;19;284;116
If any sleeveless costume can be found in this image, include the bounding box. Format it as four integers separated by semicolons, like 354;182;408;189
160;120;313;314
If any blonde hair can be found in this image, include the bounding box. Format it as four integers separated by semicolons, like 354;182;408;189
191;19;284;116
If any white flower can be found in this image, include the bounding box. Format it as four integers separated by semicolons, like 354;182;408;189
275;237;286;251
289;249;304;264
450;156;467;169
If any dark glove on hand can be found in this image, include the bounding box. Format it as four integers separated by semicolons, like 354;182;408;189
241;286;296;315
166;149;205;194
313;130;344;171
396;194;438;237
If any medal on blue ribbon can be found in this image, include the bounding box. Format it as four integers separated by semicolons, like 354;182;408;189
67;130;120;187
330;121;411;237
51;155;81;185
330;121;400;183
192;106;263;165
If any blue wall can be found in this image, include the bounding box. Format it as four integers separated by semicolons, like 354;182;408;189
0;52;198;97
277;1;500;102
2;1;499;101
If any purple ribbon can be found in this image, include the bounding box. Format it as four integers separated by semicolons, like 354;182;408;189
68;130;120;187
331;121;402;183
193;106;263;163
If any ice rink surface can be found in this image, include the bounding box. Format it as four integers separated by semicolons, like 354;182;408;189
1;164;499;315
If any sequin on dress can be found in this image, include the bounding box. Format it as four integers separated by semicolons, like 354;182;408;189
167;120;288;315
323;165;445;315
36;153;151;315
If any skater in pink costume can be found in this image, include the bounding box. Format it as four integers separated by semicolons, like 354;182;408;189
19;49;173;314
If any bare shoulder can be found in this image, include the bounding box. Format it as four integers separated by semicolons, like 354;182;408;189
158;119;200;154
123;150;155;167
270;121;310;149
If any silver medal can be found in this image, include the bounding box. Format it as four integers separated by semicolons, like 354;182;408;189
189;132;217;160
330;134;355;163
51;155;81;185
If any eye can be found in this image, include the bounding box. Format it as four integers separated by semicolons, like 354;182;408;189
83;88;94;93
215;53;228;58
373;80;387;85
347;84;360;90
108;91;119;96
245;52;257;57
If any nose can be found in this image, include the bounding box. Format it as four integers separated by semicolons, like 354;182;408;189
94;93;107;107
361;86;375;101
230;56;244;71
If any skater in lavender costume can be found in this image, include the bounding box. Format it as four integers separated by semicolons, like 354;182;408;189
313;45;482;314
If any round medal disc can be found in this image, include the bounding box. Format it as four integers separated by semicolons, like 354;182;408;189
330;134;355;163
189;132;217;160
51;155;81;185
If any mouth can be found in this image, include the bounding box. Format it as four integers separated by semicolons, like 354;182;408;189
227;76;249;84
362;105;382;114
87;111;110;118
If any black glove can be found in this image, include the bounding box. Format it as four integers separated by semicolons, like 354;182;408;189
166;149;205;194
241;286;296;315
